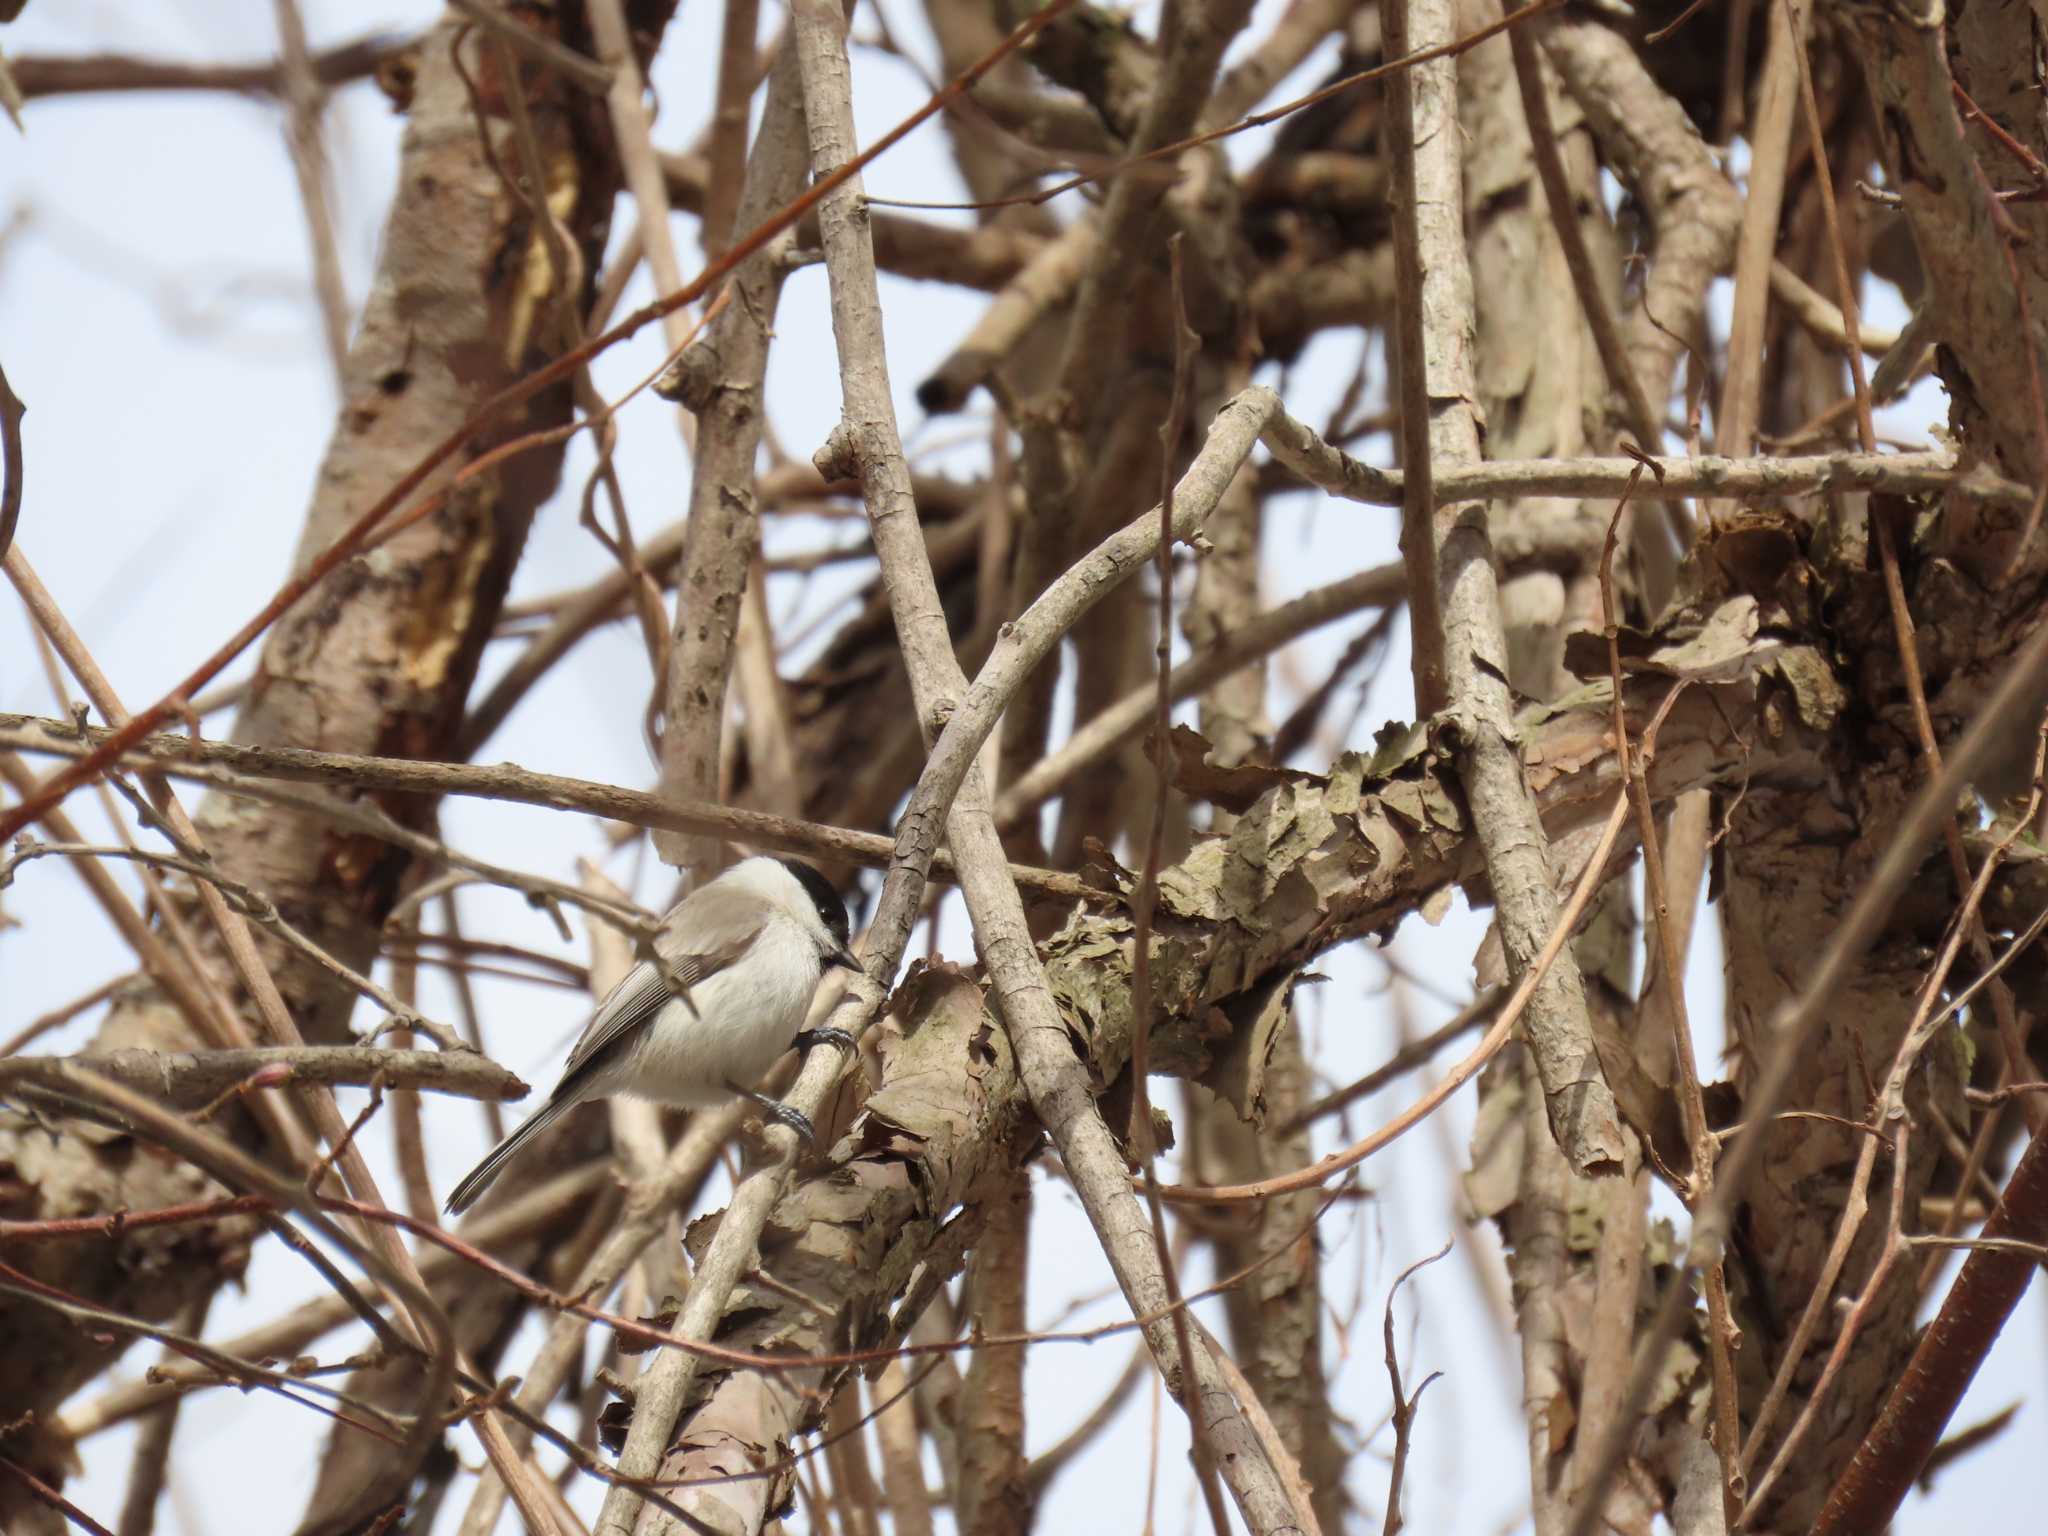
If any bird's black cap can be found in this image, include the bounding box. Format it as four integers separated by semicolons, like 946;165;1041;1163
777;857;852;950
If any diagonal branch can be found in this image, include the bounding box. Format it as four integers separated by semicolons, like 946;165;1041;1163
599;5;1303;1533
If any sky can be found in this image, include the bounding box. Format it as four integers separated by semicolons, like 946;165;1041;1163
0;2;2040;1533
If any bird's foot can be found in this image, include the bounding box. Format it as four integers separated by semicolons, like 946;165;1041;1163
730;1083;816;1145
793;1026;855;1056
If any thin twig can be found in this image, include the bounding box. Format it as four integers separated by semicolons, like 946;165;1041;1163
7;32;410;100
57;1162;612;1440
454;872;746;1536
0;359;22;562
0;1058;456;1535
1599;473;1741;1521
0;0;1084;849
1276;989;1499;1134
1;975;124;1057
1741;734;2047;1516
0;1454;119;1536
0;711;1097;906
2;837;457;1044
994;560;1404;825
271;0;350;381
1561;615;2048;1536
758;7;1304;1530
700;0;762;255
1507;6;1688;579
1261;436;2029;512
115;1288;207;1536
1386;0;1626;1173
5;544;560;1534
1380;1243;1450;1536
445;0;611;93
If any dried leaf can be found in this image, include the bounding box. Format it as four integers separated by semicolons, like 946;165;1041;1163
1563;596;1763;684
1201;965;1304;1122
1648;597;1764;679
1079;835;1135;894
1158;723;1321;812
1221;783;1338;929
1708;509;1811;623
1767;644;1848;730
1545;1390;1578;1456
1365;717;1432;778
616;1298;682;1356
1326;751;1368;815
1158;839;1227;920
597;1397;634;1455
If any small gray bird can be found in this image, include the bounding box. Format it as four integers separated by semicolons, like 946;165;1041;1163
444;856;859;1215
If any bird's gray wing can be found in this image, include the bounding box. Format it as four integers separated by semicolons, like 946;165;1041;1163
554;891;771;1090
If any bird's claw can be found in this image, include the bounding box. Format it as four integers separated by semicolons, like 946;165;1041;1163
793;1026;855;1055
731;1084;816;1145
759;1099;816;1145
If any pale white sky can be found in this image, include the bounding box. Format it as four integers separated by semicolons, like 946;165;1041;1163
0;3;2035;1532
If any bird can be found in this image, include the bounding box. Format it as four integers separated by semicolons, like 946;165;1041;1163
443;855;860;1214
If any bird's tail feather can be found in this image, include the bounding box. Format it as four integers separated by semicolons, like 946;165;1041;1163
444;1094;578;1215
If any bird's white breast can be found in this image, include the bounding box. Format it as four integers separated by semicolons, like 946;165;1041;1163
587;914;824;1107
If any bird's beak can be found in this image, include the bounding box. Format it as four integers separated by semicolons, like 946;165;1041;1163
827;947;862;973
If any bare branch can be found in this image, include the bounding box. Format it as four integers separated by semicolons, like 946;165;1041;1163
7;33;410;100
18;1045;529;1110
271;0;350;380
0;712;1097;906
1387;0;1623;1175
